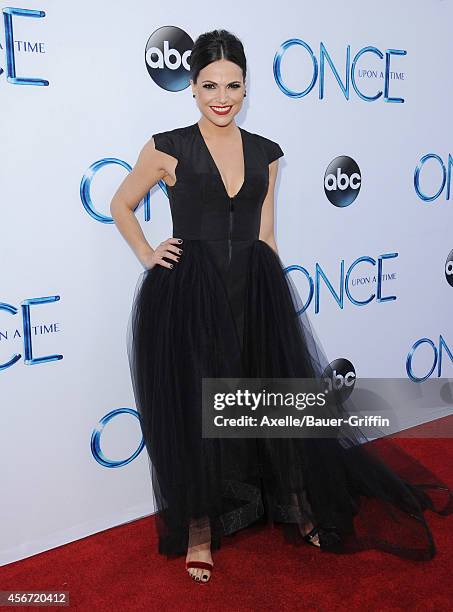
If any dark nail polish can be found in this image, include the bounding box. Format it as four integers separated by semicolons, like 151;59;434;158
170;264;173;268
178;239;183;243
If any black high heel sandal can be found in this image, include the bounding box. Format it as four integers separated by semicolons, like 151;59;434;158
302;525;321;547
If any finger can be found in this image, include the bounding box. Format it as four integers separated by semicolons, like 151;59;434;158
162;250;180;262
166;237;183;246
166;244;183;255
155;246;179;258
157;258;174;269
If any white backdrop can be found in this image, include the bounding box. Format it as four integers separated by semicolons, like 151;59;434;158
1;0;452;565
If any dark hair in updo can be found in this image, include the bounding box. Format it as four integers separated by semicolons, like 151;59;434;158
189;29;247;84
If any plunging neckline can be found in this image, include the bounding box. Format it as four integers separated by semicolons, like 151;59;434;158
194;122;246;199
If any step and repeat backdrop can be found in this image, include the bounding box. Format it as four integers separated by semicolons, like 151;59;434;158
1;0;452;565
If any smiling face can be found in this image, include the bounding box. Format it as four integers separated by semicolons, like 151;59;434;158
190;58;245;127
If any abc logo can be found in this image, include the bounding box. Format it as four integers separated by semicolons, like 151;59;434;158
445;249;453;287
324;156;361;207
145;26;194;92
322;358;356;402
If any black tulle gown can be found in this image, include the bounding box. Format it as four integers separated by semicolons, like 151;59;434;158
127;121;452;560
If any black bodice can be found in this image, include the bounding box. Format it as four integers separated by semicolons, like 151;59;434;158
152;122;284;246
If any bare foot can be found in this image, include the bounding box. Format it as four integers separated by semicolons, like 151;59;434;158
290;493;321;548
185;518;213;582
185;541;213;582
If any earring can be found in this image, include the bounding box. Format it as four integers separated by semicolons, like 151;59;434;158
244;92;247;97
192;94;195;98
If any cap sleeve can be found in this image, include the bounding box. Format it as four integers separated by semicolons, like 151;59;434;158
263;137;284;164
152;131;177;159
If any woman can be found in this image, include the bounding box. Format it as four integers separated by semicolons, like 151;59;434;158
110;29;452;583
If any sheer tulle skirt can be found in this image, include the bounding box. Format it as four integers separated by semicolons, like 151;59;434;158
127;239;453;560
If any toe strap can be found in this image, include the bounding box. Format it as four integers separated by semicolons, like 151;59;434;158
185;561;213;570
303;526;319;542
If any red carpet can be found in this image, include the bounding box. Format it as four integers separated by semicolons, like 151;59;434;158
2;431;452;611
